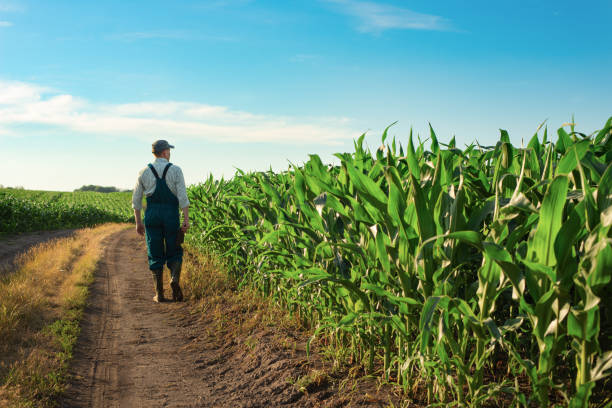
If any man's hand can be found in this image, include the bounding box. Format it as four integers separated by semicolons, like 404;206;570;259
181;219;190;233
136;222;145;236
181;207;190;233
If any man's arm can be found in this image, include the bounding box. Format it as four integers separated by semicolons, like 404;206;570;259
132;174;145;236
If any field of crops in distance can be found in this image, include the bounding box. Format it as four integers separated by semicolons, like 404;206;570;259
188;118;612;407
0;188;134;234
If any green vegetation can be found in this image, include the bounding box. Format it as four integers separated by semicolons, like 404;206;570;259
0;188;134;234
188;117;612;407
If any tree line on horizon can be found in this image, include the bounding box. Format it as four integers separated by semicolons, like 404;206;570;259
74;185;132;193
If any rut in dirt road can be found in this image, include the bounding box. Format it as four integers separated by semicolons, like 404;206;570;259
62;228;325;408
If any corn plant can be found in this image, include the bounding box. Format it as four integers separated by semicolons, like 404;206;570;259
188;117;612;407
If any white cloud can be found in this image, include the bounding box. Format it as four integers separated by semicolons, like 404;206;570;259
0;21;13;27
0;80;357;145
327;0;450;33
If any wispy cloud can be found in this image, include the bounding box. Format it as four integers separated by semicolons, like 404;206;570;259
326;0;450;33
0;80;356;145
0;21;12;27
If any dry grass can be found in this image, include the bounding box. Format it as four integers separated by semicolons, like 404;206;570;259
182;244;303;340
0;223;127;407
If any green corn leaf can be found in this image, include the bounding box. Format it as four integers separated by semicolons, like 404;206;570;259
324;193;349;217
556;139;590;175
362;283;421;306
386;168;407;229
597;163;612;212
557;126;573;155
381;121;397;144
375;230;391;279
410;175;436;241
568;306;600;342
345;161;388;212
529;175;569;266
293;167;307;204
593;116;612;145
585;234;612;293
429;123;440;155
405;129;421;179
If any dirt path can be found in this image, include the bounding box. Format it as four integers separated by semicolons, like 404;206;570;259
62;228;380;407
0;229;76;274
62;228;205;407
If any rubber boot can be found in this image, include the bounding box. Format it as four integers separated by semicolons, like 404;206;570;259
152;270;165;302
168;261;183;302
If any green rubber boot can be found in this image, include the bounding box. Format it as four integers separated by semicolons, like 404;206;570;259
168;261;183;302
152;270;165;302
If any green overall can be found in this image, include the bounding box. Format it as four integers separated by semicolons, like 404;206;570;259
144;163;182;271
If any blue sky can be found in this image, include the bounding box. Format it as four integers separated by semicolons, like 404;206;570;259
1;0;610;191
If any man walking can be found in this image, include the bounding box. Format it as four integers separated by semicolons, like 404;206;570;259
132;140;190;302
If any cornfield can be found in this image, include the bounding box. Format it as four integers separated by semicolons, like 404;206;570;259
188;118;612;407
0;189;134;234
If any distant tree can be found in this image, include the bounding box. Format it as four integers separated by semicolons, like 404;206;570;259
75;185;121;193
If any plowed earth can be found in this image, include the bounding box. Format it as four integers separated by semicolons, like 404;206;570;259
60;229;404;407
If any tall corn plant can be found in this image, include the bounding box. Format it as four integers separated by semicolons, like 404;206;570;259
188;117;612;407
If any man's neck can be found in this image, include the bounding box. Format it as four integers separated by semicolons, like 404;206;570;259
154;157;169;162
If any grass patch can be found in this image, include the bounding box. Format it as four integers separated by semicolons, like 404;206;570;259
0;223;127;407
292;369;330;393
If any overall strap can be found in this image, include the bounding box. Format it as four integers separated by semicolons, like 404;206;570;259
148;164;160;179
162;163;173;179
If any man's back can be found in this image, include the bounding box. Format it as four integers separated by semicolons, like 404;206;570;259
132;157;190;211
